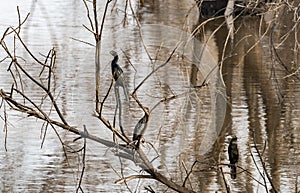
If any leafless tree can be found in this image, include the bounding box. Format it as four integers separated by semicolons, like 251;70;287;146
0;1;202;193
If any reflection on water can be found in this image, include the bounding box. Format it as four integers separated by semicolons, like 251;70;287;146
0;0;300;192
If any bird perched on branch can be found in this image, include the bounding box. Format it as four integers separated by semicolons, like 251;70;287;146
110;50;129;101
228;135;239;166
228;135;239;179
132;107;150;148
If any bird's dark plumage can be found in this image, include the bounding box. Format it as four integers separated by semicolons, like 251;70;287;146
132;108;150;147
133;115;149;141
110;51;123;82
110;50;129;100
228;135;239;179
228;135;239;166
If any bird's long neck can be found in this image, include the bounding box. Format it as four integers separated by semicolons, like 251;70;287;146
112;55;118;64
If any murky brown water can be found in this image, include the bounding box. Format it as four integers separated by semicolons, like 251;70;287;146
0;1;299;193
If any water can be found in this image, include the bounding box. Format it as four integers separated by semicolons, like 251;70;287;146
0;1;299;193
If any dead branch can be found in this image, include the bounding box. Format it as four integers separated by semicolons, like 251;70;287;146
270;22;300;80
0;3;201;193
219;166;232;193
249;143;269;193
252;131;278;193
115;174;153;184
82;0;112;112
182;160;198;188
132;44;180;96
76;125;88;193
1;87;196;192
9;48;67;125
2;101;8;151
218;163;265;186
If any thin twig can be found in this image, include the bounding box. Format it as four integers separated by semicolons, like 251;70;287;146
70;37;95;47
40;122;49;148
118;155;133;193
132;44;180;95
11;27;46;67
99;0;112;41
76;125;88;193
182;160;197;188
3;101;8;151
39;49;52;77
13;59;68;125
252;132;278;193
218;163;265;186
13;88;66;147
249;144;269;193
115;174;153;184
82;0;95;33
219;166;232;193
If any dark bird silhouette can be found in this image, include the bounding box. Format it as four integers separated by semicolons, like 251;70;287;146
110;51;123;81
132;108;149;147
228;135;239;165
228;135;238;179
110;50;129;101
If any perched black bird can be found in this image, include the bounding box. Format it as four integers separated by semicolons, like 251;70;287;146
110;50;129;100
132;108;149;147
228;135;239;179
228;135;239;165
110;51;123;82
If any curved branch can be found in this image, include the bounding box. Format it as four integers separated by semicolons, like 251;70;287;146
115;174;153;184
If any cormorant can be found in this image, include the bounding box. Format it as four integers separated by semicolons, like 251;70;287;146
228;135;239;166
110;50;129;100
132;108;149;147
228;135;239;179
110;51;123;81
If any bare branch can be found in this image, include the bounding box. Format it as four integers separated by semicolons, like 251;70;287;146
132;44;180;95
0;4;202;193
182;160;197;188
115;174;153;184
82;0;95;33
11;27;46;67
2;101;8;151
219;166;232;193
70;37;95;47
252;131;278;193
12;58;68;125
76;125;88;193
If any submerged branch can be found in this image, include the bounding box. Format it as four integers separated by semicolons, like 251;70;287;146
0;87;196;193
115;174;153;184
